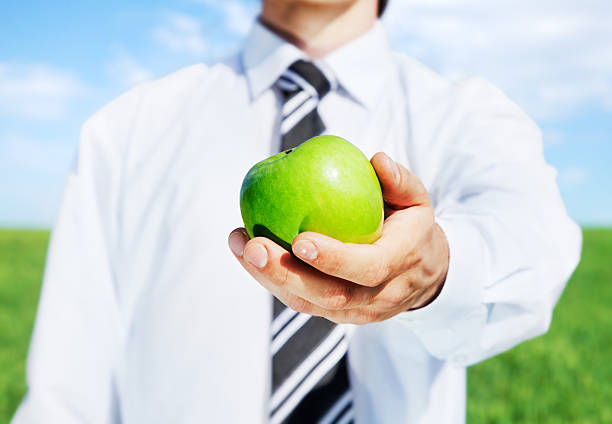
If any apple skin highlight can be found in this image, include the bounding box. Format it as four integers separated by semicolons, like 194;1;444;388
240;135;384;251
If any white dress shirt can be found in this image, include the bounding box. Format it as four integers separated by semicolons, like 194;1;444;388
14;20;581;424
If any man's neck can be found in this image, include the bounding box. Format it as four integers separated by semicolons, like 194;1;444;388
260;0;378;59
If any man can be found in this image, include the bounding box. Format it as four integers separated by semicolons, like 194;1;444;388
14;0;581;423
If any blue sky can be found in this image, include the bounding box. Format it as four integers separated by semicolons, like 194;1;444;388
1;0;611;228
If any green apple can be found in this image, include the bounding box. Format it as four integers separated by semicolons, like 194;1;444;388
240;135;384;251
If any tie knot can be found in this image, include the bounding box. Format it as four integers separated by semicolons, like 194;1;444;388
277;60;333;100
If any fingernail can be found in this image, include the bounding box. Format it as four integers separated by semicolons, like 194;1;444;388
384;153;399;183
244;244;268;268
228;230;247;257
391;159;400;182
294;240;318;261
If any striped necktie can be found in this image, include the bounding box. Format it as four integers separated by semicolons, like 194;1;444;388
270;60;354;424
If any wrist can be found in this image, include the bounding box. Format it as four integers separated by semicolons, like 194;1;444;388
409;223;449;310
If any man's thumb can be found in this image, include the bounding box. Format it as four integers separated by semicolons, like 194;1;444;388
371;152;430;209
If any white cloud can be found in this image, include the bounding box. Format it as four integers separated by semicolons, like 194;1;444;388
383;0;612;120
557;166;588;186
153;13;207;56
0;134;75;175
194;0;258;37
216;1;257;36
543;130;565;147
588;209;612;227
0;62;85;119
0;134;73;228
106;49;154;88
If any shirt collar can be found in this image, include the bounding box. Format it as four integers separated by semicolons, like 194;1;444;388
322;21;394;109
242;20;306;102
242;19;394;110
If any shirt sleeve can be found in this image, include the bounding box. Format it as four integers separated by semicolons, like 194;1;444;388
392;77;582;367
12;114;124;423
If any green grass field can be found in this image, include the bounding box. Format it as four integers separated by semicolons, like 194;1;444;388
1;228;611;423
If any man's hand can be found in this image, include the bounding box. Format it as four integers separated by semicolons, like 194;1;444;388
228;152;449;324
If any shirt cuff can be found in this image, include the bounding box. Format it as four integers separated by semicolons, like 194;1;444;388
391;215;487;362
